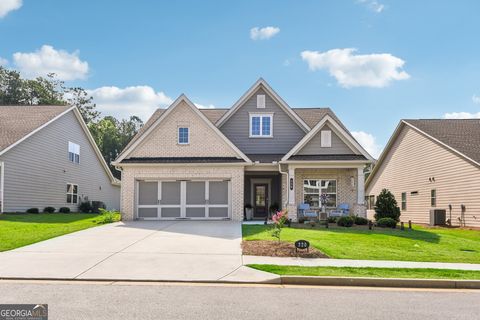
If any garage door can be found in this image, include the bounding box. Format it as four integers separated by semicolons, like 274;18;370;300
137;180;230;220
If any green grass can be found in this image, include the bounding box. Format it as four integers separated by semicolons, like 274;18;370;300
248;264;480;280
0;213;120;251
243;224;480;263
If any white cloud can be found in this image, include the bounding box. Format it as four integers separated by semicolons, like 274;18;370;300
443;112;480;119
472;94;480;104
358;0;385;13
250;26;280;40
194;103;217;109
351;131;383;159
301;48;409;88
0;57;8;66
87;86;173;120
0;0;22;18
13;45;89;81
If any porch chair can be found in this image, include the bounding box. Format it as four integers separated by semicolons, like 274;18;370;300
329;203;350;218
298;203;318;221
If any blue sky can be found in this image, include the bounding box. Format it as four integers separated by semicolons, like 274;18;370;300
1;0;480;158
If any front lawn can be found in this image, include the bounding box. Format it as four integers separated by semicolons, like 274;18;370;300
243;224;480;263
0;213;120;251
248;264;480;280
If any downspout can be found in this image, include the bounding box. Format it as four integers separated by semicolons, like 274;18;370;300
278;163;289;209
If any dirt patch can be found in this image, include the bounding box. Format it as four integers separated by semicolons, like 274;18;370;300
242;240;328;258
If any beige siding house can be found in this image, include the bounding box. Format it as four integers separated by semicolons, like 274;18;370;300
113;79;374;222
366;119;480;228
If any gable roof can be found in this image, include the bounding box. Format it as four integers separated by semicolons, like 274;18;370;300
0;105;119;185
215;78;311;132
365;119;480;189
114;95;252;164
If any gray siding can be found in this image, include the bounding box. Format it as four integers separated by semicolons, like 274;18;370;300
219;88;306;154
0;110;120;212
297;123;357;155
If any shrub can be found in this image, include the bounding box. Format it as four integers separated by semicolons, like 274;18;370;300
26;208;39;214
98;208;120;224
377;217;397;228
59;207;71;213
91;201;106;214
43;206;55;213
337;216;354;227
78;201;92;213
327;216;337;223
271;210;288;241
374;189;401;222
354;216;369;225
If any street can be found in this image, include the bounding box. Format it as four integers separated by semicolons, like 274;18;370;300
0;280;478;320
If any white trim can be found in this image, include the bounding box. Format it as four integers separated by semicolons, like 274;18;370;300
66;183;79;204
0;161;4;213
256;94;265;108
177;127;190;145
116;162;250;167
357;167;365;205
250;178;271;218
320;130;332;148
302;178;338;209
249;113;273;138
282;115;374;162
216;78;310;132
288;168;295;205
113;94;251;164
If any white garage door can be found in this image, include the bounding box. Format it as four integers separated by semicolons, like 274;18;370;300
136;180;231;220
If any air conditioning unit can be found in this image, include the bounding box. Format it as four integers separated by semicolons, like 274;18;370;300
430;209;446;226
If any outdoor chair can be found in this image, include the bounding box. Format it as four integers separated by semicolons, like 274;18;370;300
329;203;350;217
298;203;319;221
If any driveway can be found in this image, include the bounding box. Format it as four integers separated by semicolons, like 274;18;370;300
0;221;275;282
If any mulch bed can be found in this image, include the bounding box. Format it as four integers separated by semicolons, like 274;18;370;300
242;240;328;258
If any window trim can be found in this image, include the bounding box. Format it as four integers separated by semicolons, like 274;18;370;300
302;179;337;209
68;141;80;164
177;127;190;145
66;183;78;204
256;94;266;108
249;113;273;138
401;192;407;211
430;189;436;207
320;130;332;148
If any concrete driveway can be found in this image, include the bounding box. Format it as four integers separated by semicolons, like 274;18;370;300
0;220;275;282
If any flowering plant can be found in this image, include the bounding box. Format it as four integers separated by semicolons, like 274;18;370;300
271;209;288;241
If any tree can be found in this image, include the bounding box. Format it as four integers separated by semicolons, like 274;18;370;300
66;87;100;124
374;189;401;222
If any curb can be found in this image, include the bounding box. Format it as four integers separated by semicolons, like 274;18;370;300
280;276;480;289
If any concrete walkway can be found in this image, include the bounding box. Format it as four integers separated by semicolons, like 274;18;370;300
243;256;480;271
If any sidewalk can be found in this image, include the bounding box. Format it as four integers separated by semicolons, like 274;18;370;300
243;256;480;271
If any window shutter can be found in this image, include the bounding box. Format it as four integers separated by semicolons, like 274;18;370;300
257;95;265;108
321;130;332;147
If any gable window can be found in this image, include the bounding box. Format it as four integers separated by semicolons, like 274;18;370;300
178;127;189;144
401;192;407;211
256;95;265;108
249;114;273;137
68;142;80;164
431;189;436;207
321;130;332;147
67;184;78;204
303;179;337;209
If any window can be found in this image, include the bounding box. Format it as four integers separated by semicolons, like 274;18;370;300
431;189;436;207
256;95;265;108
67;184;78;204
178;127;189;144
321;130;332;147
303;179;337;208
401;192;407;211
68;142;80;164
249;114;273;137
368;195;375;210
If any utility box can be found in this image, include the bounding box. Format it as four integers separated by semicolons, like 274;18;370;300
430;209;446;226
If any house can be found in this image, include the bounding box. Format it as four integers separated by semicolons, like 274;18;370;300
113;79;374;221
0;105;120;213
365;119;480;228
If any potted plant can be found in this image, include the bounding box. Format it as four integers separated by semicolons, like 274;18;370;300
244;204;253;220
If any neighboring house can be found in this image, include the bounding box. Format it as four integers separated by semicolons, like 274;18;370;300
113;79;373;221
0;106;120;213
366;119;480;228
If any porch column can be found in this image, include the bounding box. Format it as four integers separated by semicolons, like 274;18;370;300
288;168;295;205
357;167;365;204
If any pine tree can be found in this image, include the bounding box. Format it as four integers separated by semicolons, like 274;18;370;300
374;189;401;222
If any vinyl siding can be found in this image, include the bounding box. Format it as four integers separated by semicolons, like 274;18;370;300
297;123;357;155
219;88;306;154
366;125;480;227
0;110;120;212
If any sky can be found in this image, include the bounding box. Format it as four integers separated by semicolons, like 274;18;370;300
1;0;480;158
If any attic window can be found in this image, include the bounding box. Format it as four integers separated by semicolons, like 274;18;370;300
257;95;265;108
320;130;332;147
178;127;189;144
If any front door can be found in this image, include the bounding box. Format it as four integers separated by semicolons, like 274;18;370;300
254;184;268;218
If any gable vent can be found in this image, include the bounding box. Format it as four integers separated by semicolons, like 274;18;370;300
257;95;265;108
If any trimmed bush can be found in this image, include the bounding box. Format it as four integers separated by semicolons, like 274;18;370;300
377;217;397;228
26;208;39;214
59;207;71;213
78;201;92;213
43;207;55;213
374;189;401;222
337;216;354;227
327;216;337;223
354;216;369;225
98;208;120;224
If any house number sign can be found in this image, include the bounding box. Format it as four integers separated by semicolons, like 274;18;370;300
289;178;293;190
